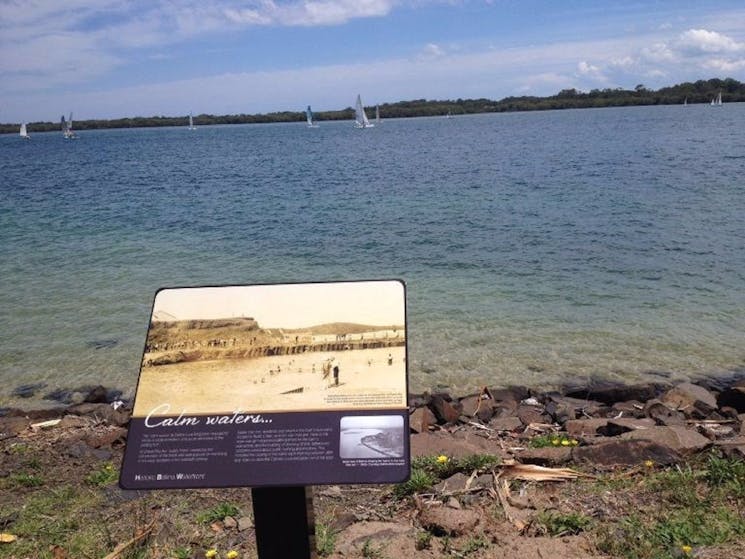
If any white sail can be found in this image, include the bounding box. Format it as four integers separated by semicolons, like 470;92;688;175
354;94;373;128
711;91;723;106
306;105;318;128
20;123;29;139
62;112;77;138
188;113;196;130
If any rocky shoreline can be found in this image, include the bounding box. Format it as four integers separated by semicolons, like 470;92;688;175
2;376;745;558
408;375;745;467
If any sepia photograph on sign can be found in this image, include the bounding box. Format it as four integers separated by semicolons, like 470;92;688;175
132;280;407;417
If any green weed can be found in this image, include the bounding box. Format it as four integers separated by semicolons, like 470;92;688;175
197;502;241;524
535;510;591;536
9;472;44;487
316;522;337;557
85;462;119;486
392;467;435;498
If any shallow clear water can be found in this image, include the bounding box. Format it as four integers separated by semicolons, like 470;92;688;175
2;105;745;405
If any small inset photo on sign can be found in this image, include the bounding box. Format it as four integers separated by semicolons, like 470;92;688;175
339;415;405;459
132;280;407;417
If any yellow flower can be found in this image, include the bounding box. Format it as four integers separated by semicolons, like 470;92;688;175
436;455;449;464
205;550;218;558
551;438;560;446
561;439;570;446
680;544;692;555
226;551;239;559
570;439;579;446
644;460;655;468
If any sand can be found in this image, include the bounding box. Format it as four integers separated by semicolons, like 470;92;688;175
132;346;407;417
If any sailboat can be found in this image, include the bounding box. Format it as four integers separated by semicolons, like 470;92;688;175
19;122;30;139
375;105;380;125
710;91;723;107
188;113;196;130
306;105;319;128
354;94;374;128
62;113;77;138
683;97;688;106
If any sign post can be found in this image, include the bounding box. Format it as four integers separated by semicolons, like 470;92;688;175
252;486;315;559
119;280;410;557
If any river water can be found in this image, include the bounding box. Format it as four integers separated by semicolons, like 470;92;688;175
2;104;744;406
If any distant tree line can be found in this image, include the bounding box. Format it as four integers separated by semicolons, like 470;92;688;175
3;77;743;135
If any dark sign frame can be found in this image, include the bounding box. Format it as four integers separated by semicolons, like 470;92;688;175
120;280;410;490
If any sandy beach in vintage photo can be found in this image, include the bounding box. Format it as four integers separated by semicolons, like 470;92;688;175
131;282;408;416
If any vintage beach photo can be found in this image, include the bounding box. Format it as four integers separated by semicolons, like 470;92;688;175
131;281;407;417
339;415;405;459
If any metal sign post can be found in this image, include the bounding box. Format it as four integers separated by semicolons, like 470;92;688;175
252;486;315;559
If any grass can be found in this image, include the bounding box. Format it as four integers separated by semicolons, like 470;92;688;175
535;511;592;536
593;451;745;559
528;434;579;448
361;538;385;558
393;453;501;498
316;522;338;557
85;462;119;486
7;472;44;488
0;485;107;559
197;502;241;524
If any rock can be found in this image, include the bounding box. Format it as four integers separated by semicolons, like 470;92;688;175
83;427;128;448
459;394;496;422
336;522;413;555
611;401;646;418
516;404;547;426
517;447;572;466
223;516;238;529
620;426;712;456
546;394;608;419
410;430;502;459
11;383;48;399
318;485;342;498
408;392;431;409
67;403;131;427
0;416;30;440
565;419;608;438
64;441;112;461
58;415;90;429
430;394;462;424
84;385;109;404
418;506;480;537
434;472;471;493
565;382;666;405
488;416;523;432
697;423;735;440
661;382;717;417
717;385;745;413
599;418;656;437
237;516;253;531
645;399;687;426
445;496;461;509
409;406;436;433
572;439;682;466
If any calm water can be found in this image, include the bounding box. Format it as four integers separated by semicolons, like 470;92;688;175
2;105;745;406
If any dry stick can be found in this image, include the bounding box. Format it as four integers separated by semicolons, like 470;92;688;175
102;519;156;559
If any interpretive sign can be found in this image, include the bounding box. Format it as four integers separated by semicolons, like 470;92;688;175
120;280;409;489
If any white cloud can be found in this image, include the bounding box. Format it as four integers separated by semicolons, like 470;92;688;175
678;28;744;54
577;61;601;76
223;0;394;27
640;42;677;63
420;43;445;58
700;58;745;72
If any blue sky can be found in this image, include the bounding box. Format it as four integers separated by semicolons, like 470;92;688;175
2;0;745;122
